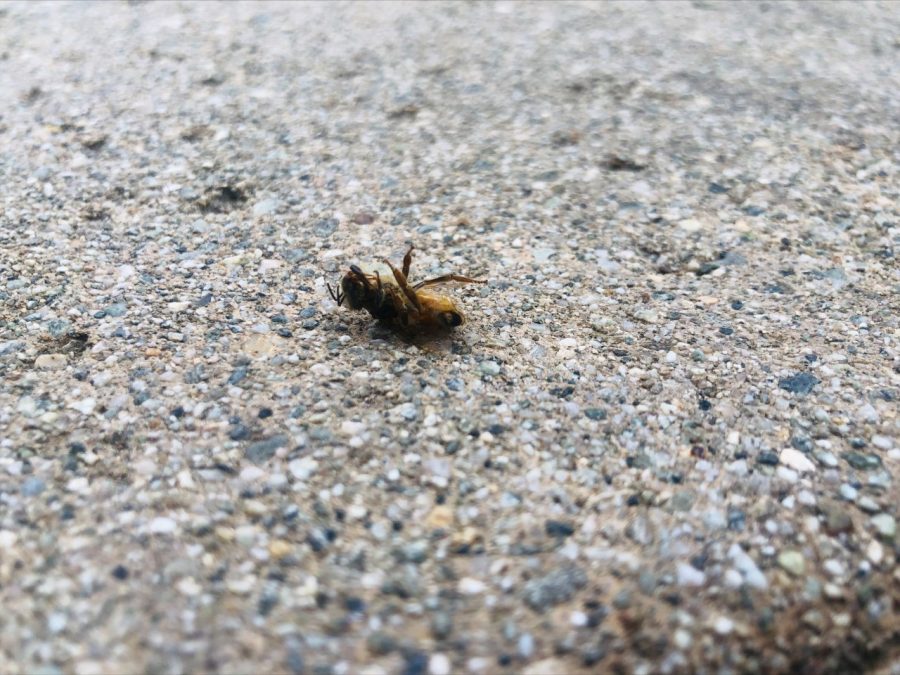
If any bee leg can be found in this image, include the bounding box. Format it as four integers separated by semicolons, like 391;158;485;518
402;244;414;279
327;282;344;306
413;274;487;289
384;258;422;312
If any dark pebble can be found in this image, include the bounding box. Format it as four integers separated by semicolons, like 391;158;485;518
111;564;129;580
843;452;881;470
446;378;463;392
545;520;576;538
401;651;429;675
431;611;453;640
245;434;289;464
171;406;185;418
366;631;396;655
314;218;338;237
730;300;744;310
778;372;820;395
229;424;250;441
93;310;107;319
743;205;765;216
228;366;249;385
488;424;505;435
299;307;317;319
584;408;607;421
522;566;587;611
791;436;813;453
757;451;779;466
278;328;293;338
344;596;366;613
258;407;273;419
302;319;319;330
727;508;745;531
709;182;729;194
719;326;734;335
698;399;711;411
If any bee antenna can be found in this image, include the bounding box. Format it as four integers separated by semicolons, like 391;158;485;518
327;282;343;306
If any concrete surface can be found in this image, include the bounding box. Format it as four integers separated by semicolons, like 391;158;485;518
1;1;898;673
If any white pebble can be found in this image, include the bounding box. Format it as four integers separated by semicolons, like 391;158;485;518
713;616;734;635
823;559;844;577
240;466;267;482
780;448;816;473
148;516;177;534
570;610;588;627
69;398;96;415
429;654;451;675
289;457;318;480
676;562;706;587
458;577;486;594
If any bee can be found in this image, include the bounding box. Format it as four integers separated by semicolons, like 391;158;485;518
327;245;486;331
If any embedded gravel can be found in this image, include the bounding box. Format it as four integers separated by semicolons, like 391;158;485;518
1;2;898;674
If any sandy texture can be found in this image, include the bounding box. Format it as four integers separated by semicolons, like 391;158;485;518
1;1;898;673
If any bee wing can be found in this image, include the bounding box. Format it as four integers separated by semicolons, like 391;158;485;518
413;274;486;290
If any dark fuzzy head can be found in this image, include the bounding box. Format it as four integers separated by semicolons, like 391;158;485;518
340;272;368;310
439;311;464;327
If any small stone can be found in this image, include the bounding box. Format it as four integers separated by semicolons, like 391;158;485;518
428;654;451;675
426;505;454;529
823;559;844;577
288;457;318;481
522;566;587;611
871;514;895;539
821;501;853;534
35;353;66;370
866;540;884;565
177;577;202;596
479;361;501;376
584;408;607;421
871;434;893;450
367;631;396;655
148;517;178;535
843;452;881;471
105;302;127;318
712;616;733;635
727;543;767;589
757;451;779;466
458;577;486;594
780;448;816;473
21;477;46;497
778;372;819;395
839;484;858;501
777;550;805;576
857;496;880;513
676;562;706;587
245;435;289;464
669;489;696;512
69;398;97;415
545;520;576;538
632;308;659;324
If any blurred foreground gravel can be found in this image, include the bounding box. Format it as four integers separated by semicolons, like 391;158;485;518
1;2;898;673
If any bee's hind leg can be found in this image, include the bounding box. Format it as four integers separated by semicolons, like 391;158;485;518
402;245;414;279
384;258;422;312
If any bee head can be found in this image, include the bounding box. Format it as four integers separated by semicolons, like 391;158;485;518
340;271;368;309
439;311;464;328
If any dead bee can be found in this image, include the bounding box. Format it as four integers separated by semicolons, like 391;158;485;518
327;245;486;331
